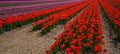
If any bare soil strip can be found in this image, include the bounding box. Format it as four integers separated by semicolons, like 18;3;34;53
0;24;56;54
98;2;120;54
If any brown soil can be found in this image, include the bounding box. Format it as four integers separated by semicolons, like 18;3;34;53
0;25;64;54
98;2;120;54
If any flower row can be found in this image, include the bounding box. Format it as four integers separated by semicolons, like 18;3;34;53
47;0;106;54
102;0;120;9
99;0;120;40
32;0;92;35
0;1;86;34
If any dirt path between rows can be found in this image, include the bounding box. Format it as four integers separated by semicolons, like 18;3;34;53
98;1;120;54
0;24;64;54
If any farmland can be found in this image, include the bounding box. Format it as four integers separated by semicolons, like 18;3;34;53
0;0;120;54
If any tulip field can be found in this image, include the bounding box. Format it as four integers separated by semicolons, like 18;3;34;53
0;0;120;54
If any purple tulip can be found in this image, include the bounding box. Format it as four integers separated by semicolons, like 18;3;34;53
0;0;83;18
